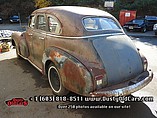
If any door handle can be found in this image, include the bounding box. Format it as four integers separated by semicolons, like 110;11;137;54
39;37;45;40
28;34;33;36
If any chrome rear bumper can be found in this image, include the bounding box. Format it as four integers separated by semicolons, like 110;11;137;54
90;70;153;97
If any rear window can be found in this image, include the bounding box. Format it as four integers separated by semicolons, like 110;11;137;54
83;17;120;31
11;16;19;19
132;19;144;24
29;15;35;28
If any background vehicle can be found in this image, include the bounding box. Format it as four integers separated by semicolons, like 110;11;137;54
0;17;3;24
12;6;153;97
145;16;157;30
9;15;20;23
153;23;157;35
123;18;150;33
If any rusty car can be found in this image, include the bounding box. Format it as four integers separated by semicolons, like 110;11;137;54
12;6;153;97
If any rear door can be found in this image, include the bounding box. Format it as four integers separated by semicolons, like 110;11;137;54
26;15;36;61
32;14;47;69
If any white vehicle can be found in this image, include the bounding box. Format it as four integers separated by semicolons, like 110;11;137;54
153;23;157;35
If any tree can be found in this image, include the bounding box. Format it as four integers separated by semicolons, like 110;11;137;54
34;0;52;8
49;0;103;7
112;0;157;19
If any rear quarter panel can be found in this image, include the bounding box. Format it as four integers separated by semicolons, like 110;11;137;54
43;47;94;95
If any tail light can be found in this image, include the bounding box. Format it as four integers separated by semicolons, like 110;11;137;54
95;75;104;89
138;49;148;71
142;57;148;71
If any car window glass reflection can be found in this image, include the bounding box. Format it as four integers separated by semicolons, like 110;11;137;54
84;18;98;30
83;17;120;31
29;15;35;28
132;19;144;25
48;17;61;35
37;15;46;30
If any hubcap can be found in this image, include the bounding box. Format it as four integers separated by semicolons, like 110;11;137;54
48;66;61;93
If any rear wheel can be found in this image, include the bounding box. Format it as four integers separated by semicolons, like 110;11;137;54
48;63;69;95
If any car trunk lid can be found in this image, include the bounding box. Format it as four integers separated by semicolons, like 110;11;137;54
92;34;143;86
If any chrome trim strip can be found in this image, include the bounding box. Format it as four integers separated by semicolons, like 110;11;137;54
18;53;42;73
46;33;124;39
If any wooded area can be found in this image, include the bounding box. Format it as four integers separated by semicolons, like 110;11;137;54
0;0;157;22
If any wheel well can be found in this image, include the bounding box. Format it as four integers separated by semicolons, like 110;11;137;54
45;60;54;75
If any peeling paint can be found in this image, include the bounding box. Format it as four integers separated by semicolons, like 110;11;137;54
12;6;153;97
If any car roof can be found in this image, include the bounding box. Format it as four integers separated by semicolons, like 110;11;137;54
145;16;157;20
32;6;119;37
33;6;112;17
10;15;19;18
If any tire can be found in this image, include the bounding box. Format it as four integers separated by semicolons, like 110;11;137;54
142;27;147;33
48;63;69;95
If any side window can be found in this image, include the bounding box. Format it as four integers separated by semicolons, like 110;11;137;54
29;15;35;28
48;16;62;35
37;15;46;30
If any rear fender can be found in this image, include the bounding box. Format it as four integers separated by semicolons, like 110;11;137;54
12;32;22;53
43;47;94;95
12;32;29;58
